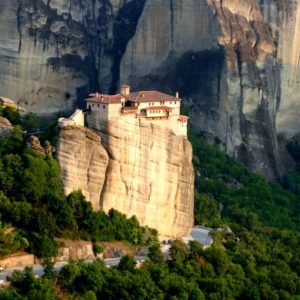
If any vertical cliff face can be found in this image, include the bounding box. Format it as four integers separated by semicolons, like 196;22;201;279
262;0;300;139
0;0;146;114
1;0;300;178
119;0;300;179
57;125;109;211
57;118;194;238
97;118;194;238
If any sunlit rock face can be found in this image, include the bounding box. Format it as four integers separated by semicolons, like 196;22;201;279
93;117;194;238
57;118;194;238
57;125;109;211
1;0;300;178
0;0;146;114
118;0;300;179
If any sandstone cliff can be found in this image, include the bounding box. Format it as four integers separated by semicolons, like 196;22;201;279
57;125;109;211
0;0;300;178
57;118;194;238
119;0;300;179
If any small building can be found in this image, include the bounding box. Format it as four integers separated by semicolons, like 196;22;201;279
86;85;189;136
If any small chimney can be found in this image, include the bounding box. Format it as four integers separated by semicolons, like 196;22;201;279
175;91;179;98
120;84;130;95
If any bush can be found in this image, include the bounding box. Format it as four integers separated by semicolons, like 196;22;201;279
93;243;104;254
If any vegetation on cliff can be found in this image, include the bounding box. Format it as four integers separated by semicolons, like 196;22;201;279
0;106;157;258
190;128;300;230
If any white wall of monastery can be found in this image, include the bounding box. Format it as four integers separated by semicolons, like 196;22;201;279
178;121;188;136
108;103;122;119
86;98;186;136
58;109;85;127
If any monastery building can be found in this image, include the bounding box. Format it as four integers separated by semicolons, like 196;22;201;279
85;85;189;136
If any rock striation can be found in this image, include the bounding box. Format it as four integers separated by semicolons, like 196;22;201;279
119;0;300;179
0;0;299;178
0;0;146;114
97;117;194;238
55;239;96;262
57;117;194;238
57;125;109;211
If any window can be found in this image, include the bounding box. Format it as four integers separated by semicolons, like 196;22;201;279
92;104;94;107
88;105;91;109
103;105;106;109
97;104;99;107
170;101;172;105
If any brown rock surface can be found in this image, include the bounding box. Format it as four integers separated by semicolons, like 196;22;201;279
0;117;12;136
55;239;95;262
0;253;34;268
1;0;299;178
88;116;194;238
57;125;109;211
57;118;194;238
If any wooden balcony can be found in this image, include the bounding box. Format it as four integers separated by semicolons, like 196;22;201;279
121;107;138;114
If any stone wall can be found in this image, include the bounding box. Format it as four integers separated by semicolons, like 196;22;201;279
58;109;85;127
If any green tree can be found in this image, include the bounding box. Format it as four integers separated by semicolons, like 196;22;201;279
21;112;41;133
148;242;164;263
118;254;137;272
0;221;23;257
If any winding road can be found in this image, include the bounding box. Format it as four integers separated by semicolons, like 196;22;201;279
0;256;147;282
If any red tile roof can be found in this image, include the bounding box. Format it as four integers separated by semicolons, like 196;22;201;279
86;93;129;104
130;91;180;103
86;90;181;104
178;115;189;121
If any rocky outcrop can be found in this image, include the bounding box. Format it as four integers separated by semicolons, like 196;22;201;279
97;117;194;238
119;0;300;179
100;241;140;258
0;253;34;268
26;135;55;154
0;0;146;114
0;117;13;136
0;0;299;178
57;125;109;211
57;118;194;238
55;239;95;262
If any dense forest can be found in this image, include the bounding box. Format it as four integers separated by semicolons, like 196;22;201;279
1;105;300;299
